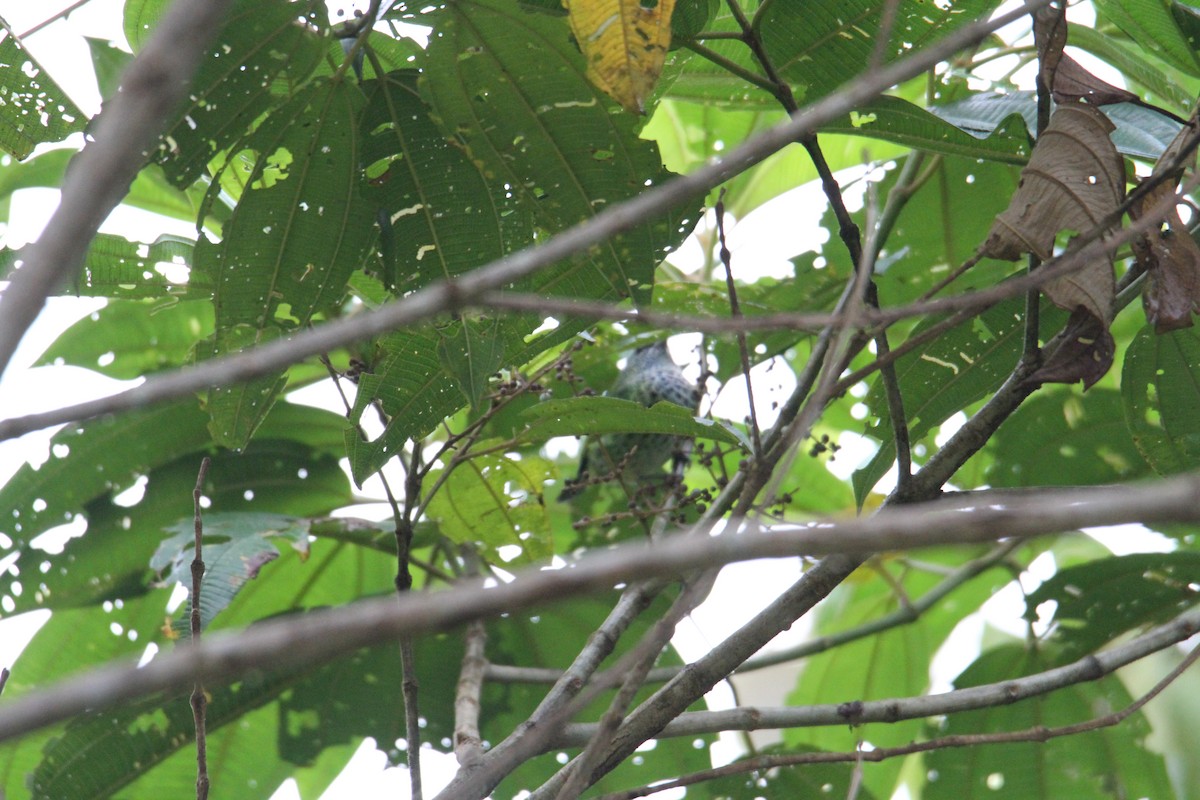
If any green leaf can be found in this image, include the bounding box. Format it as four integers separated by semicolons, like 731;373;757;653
30;680;293;799
1025;552;1200;660
360;70;529;292
143;0;328;186
1122;326;1200;473
820;95;1031;165
756;0;1002;105
925;644;1173;799
425;448;555;563
931;91;1183;161
421;0;696;305
436;316;507;409
0;594;172;800
152;512;310;632
1095;0;1200;76
0;402;353;615
985;388;1151;487
522;395;745;447
0;399;211;550
35;299;212;378
199;77;376;448
0;24;86;159
202;324;292;448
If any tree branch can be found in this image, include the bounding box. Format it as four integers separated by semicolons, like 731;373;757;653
0;0;236;381
0;473;1194;744
553;610;1200;747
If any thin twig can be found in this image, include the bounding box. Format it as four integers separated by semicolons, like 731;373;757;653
714;195;762;457
589;641;1200;799
190;457;212;800
17;0;97;39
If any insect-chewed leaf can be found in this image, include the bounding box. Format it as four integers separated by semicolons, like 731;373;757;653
565;0;675;114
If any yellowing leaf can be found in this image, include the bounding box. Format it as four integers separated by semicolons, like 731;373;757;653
565;0;674;114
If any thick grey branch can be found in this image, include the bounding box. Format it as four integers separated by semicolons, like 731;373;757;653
0;0;236;380
2;470;1185;745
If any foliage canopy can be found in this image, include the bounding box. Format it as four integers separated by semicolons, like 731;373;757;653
1;0;1200;798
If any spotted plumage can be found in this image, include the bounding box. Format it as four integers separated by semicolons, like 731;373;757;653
560;341;699;500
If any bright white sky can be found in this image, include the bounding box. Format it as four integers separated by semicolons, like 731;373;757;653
0;2;1173;799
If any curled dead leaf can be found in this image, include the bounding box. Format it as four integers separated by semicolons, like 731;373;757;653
1026;306;1115;389
1131;182;1200;332
982;103;1124;325
1034;4;1138;107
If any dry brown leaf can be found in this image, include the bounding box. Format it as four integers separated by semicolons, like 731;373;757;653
1034;5;1138;106
1027;306;1115;389
982;103;1124;324
565;0;674;115
1131;182;1200;332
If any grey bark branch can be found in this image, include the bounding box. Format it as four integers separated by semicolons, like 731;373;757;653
0;0;236;381
551;604;1200;746
0;472;1192;742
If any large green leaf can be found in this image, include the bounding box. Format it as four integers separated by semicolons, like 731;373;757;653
421;0;696;304
0;402;353;615
0;594;172;800
1094;0;1200;77
125;0;327;186
820;95;1031;165
198;76;376;448
1122;326;1200;474
1025;552;1200;660
30;675;300;799
924;645;1173;799
35;298;211;378
985;388;1151;487
755;0;1002;105
360;70;531;291
424;448;555;564
0;150;205;231
0;24;85;159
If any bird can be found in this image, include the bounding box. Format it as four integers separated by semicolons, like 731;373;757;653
560;340;700;501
